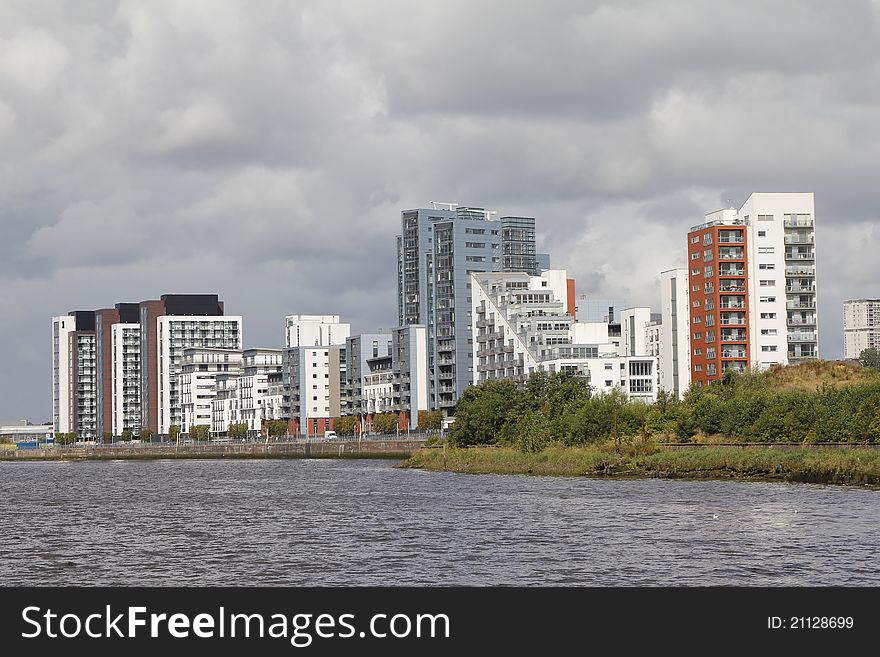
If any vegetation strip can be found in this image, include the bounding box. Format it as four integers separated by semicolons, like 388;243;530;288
400;446;880;486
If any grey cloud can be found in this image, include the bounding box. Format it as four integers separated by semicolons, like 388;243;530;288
1;0;880;421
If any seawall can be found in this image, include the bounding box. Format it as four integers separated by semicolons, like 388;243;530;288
0;439;427;461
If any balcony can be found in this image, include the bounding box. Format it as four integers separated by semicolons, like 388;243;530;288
720;332;747;342
787;317;816;327
784;234;814;245
785;284;815;293
787;301;816;310
784;216;813;228
788;333;817;343
718;250;744;260
719;284;746;293
719;268;745;277
719;301;745;309
721;350;747;359
786;266;815;277
785;251;814;261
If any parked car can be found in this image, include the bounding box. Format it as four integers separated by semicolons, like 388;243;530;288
323;430;338;441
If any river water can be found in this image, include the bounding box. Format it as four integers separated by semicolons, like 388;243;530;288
1;459;877;586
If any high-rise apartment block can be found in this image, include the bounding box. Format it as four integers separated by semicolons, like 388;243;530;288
686;193;818;387
843;299;880;359
51;311;97;438
396;204;540;415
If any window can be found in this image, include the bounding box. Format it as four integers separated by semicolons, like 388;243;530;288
760;296;776;303
759;280;775;287
757;214;774;221
692;316;702;324
762;345;778;352
312;374;317;379
693;332;703;340
760;313;777;320
691;236;699;244
693;348;702;356
692;300;701;308
465;242;486;248
759;263;775;270
694;364;703;372
704;266;713;277
761;329;777;336
692;268;700;276
758;230;766;237
604;363;613;370
703;249;713;260
758;246;775;254
691;252;700;260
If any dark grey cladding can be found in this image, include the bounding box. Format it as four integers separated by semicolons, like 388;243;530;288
68;310;96;332
160;294;224;316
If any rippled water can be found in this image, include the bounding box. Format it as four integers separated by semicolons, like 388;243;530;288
1;459;878;586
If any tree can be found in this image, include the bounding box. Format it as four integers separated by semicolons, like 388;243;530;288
859;348;880;371
55;432;76;446
266;420;288;438
372;413;399;435
448;379;524;446
121;428;133;442
334;416;358;436
169;424;181;444
417;410;443;431
227;423;247;439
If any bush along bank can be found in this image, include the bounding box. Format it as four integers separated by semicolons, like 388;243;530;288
446;363;880;451
400;444;880;486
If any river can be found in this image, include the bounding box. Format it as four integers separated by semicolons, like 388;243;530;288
1;459;877;585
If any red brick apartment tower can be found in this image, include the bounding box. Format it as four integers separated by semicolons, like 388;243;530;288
687;217;750;386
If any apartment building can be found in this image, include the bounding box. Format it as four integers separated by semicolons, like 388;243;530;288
138;294;241;436
659;268;691;398
95;303;140;440
471;270;658;402
396;203;542;415
110;321;141;436
843;299;880;359
179;348;243;436
282;314;349;436
51;311;97;439
687;194;819;386
343;325;430;431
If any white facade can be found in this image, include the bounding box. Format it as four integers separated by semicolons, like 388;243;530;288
157;316;242;435
844;299;880;359
659;268;691;398
471;271;658;402
179;348;243;435
620;307;655;357
235;349;284;435
285;314;351;348
739;193;818;366
111;323;141;436
51;315;77;435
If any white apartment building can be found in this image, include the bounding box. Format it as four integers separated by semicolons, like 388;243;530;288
472;271;659;402
659;268;691;398
110;323;140;436
844;299;880;359
179;348;243;435
235;348;283;436
157;315;242;435
51;314;78;435
739;193;819;366
285;314;351;348
283;314;350;437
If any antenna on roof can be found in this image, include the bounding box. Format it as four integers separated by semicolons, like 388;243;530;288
429;201;459;210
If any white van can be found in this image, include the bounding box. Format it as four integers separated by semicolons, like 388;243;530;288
323;430;337;441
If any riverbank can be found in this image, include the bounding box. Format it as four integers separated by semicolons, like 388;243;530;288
0;439;425;462
399;445;880;486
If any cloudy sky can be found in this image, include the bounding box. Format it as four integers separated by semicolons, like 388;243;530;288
2;1;879;422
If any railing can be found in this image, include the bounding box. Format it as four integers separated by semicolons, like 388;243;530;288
719;269;744;277
784;217;813;227
788;333;817;343
784;235;814;245
720;303;745;309
785;252;814;260
721;351;747;358
787;301;816;309
719;286;746;292
785;285;815;293
720;333;747;342
787;318;816;326
717;237;744;243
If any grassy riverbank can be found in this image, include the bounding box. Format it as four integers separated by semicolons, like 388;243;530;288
400;445;880;486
